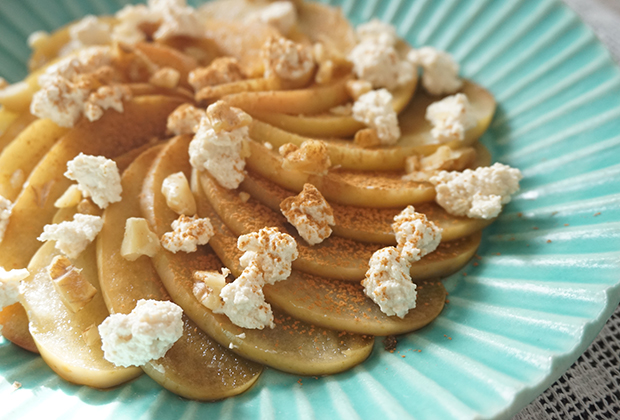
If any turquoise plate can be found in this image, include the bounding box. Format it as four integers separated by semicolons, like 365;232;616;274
1;1;619;419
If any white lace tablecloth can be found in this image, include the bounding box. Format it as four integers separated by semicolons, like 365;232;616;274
513;1;620;418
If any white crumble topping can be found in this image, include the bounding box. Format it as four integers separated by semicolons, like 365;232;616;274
279;140;332;175
280;183;335;245
38;46;112;86
30;76;90;128
262;37;315;81
154;1;204;40
430;163;523;219
237;227;298;285
0;195;13;244
218;263;275;330
188;101;252;190
426;93;476;143
61;15;111;55
38;214;104;259
161;172;196;216
83;85;132;122
167;104;206;135
112;4;159;45
0;268;29;311
407;47;462;96
65;153;122;209
352;89;400;145
189;57;245;91
356;19;398;47
392;206;442;262
161;215;214;253
362;246;416;318
246;1;297;35
99;299;183;367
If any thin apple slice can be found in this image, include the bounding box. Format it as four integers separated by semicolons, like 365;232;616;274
0;303;38;353
196;78;282;103
248;81;495;170
0;111;37;151
0;108;18;136
240;170;493;244
141;135;374;375
97;145;262;400
134;42;198;89
246;140;435;207
248;76;417;138
0;118;68;201
200;171;481;281
20;240;143;388
222;76;350;116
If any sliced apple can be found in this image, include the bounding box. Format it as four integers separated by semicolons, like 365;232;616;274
20;240;142;388
0;111;37;152
246;140;436;207
196;78;282;103
247;81;495;171
0;303;38;353
240;170;493;244
97;145;262;400
141;135;374;375
0;118;68;201
248;76;417;138
134;42;198;90
222;76;350;116
0;108;18;137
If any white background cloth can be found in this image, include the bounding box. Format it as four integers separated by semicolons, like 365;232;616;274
513;1;620;418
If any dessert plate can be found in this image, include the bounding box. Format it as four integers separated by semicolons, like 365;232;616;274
1;0;620;419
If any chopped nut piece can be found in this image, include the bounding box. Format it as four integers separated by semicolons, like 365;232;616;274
38;214;104;259
149;67;181;88
280;140;332;175
82;324;101;346
54;185;83;209
346;79;372;101
189;57;245;91
188;101;252;189
47;255;97;313
405;155;420;174
27;30;50;49
167;103;206;135
161;215;214;253
280;183;335;245
262;37;315;81
420;145;476;172
239;191;251;203
329;103;352;116
426;93;476;143
408;46;462;96
65;153;122;209
121;217;161;261
0;267;29;311
0;195;13;244
161;172;196;216
354;128;381;148
192;268;230;312
392;206;442;263
430;163;523;219
362;246;416;318
352;89;400;145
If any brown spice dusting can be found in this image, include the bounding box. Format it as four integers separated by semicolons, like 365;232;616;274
546;239;552;243
383;335;398;352
594;212;601;217
564;223;569;227
473;262;478;267
532;226;539;230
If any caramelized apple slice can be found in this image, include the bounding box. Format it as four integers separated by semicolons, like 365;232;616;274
246;140;435;207
141;135;374;374
0;118;68;201
0;111;37;151
200;171;481;281
134;42;198;89
248;76;417;138
0;303;38;353
196;78;282;103
0;108;18;137
248;81;495;170
97;145;262;400
222;76;350;116
20;240;142;388
240;170;493;244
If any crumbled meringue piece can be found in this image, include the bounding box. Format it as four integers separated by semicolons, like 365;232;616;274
430;163;523;219
280;184;335;245
246;1;297;35
189;57;245;91
262;37;315;81
352;89;400;145
83;85;132;122
38;214;104;259
426;93;476;143
392;206;442;262
65;153;122;209
30;76;90;127
161;215;214;253
279;140;332;175
407;47;462;95
0;268;29;311
356;19;398;46
237;227;298;284
167;104;206;135
362;246;416;318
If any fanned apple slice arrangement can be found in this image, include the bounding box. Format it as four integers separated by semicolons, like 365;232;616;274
0;0;523;401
